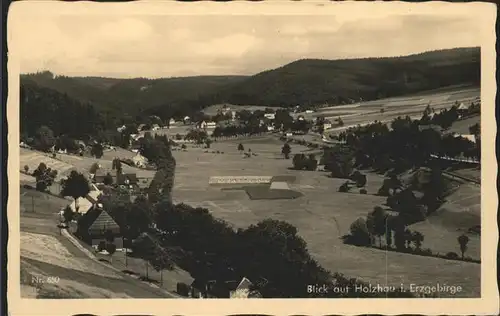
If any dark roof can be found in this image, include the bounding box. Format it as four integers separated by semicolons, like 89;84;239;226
88;210;120;235
93;175;107;183
95;169;107;177
78;208;120;236
118;173;138;185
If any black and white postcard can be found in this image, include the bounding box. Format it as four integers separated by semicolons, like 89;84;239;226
6;1;498;315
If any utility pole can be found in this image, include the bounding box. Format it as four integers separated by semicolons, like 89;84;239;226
124;237;128;267
160;265;163;287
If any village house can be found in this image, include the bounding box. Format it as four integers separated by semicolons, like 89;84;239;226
76;206;123;249
221;104;231;114
132;152;148;168
92;169;109;185
137;124;147;131
323;119;332;130
151;124;160;131
190;277;262;298
457;102;471;118
20;142;31;149
206;121;216;129
199;121;217;130
130;134;144;142
183;116;191;125
117;125;126;133
264;113;275;120
459;134;477;143
117;173;139;187
169;118;177;126
68;190;102;215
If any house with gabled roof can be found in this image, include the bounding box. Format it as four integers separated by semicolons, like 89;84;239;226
68;190;102;215
76;206;123;249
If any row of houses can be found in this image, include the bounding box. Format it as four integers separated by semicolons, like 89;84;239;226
64;170;146;249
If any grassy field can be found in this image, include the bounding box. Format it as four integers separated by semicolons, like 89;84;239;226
20;149;76;181
170;136;481;297
305;87;480;125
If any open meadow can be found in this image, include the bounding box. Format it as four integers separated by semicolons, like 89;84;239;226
170;136;481;297
305;86;480;126
20;147;156;183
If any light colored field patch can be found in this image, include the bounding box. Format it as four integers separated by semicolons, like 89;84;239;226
209;176;273;184
269;181;290;190
21;232;123;279
35;279;133;298
20;150;75;180
20;172;35;183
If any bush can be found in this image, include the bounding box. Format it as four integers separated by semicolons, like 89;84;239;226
177;282;191;296
106;243;117;255
97;241;106;252
421;248;433;256
444;252;459;260
360;189;367;194
348;217;372;246
338;182;350;193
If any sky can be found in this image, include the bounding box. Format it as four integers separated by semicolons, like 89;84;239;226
10;6;483;78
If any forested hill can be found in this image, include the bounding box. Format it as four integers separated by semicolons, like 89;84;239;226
196;47;480;108
21;47;480;119
20;80;110;140
21;72;247;118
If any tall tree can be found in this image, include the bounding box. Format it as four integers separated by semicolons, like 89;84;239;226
412;231;424;251
457;234;470;259
33;126;56;152
91;143;104;158
281;143;291;159
32;163;56;192
89;162;100;175
367;206;387;248
61;171;90;213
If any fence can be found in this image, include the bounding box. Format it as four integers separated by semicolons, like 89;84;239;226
429;154;480;165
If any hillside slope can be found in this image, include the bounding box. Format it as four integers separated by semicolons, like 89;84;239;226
21;72;247;117
21;47;480;118
202;47;480;107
